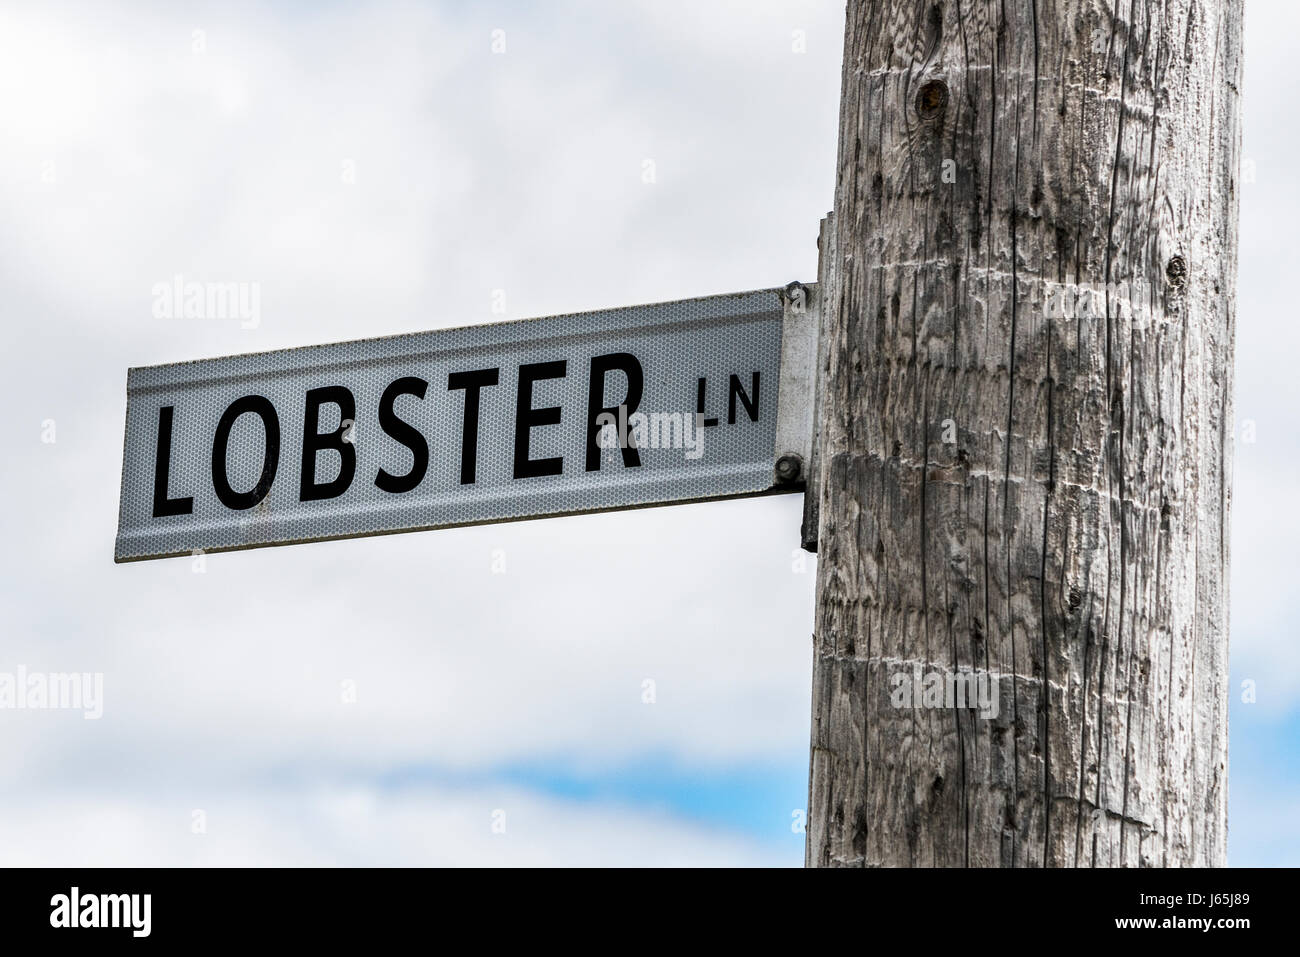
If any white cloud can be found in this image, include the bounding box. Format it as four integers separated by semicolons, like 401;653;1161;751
0;784;791;867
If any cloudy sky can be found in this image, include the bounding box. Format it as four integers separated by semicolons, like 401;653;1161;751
0;0;1294;866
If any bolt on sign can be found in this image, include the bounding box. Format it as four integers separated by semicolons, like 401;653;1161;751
114;286;818;562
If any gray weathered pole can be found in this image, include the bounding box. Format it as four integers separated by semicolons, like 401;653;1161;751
806;0;1243;866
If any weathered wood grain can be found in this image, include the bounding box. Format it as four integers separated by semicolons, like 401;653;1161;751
808;0;1242;867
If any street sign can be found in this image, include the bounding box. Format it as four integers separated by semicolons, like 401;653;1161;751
114;286;818;562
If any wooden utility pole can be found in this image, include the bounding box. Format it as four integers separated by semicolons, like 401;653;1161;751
807;0;1243;866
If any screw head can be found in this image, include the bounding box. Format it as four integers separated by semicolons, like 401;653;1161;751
775;454;803;484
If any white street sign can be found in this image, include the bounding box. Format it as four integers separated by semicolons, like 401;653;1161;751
114;286;817;562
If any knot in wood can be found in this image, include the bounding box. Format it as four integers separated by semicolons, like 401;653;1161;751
915;80;949;121
1166;255;1188;288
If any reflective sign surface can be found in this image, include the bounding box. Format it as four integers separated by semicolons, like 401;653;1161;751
115;290;791;562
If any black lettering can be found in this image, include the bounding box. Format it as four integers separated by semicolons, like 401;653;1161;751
513;360;566;479
696;377;719;427
300;386;356;502
151;405;193;517
211;395;280;510
375;377;429;494
447;368;500;485
728;372;759;424
586;352;643;471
